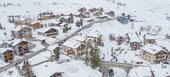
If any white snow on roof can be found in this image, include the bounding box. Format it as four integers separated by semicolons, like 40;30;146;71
11;25;28;31
129;67;151;77
156;39;170;52
32;62;65;77
37;27;57;33
144;34;165;39
47;44;59;51
62;39;81;49
31;42;45;52
70;35;86;42
141;44;164;54
11;39;28;46
128;32;140;42
0;48;13;54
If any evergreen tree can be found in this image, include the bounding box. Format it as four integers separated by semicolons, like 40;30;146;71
90;44;100;69
22;60;32;77
85;48;89;65
54;48;60;61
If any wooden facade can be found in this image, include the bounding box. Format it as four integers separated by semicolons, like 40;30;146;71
140;49;169;64
12;41;30;56
0;49;14;62
116;36;125;45
130;42;140;50
30;22;43;29
38;28;59;38
11;27;32;38
38;12;55;20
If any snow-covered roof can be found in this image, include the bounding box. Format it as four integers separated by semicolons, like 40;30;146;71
141;44;165;54
62;39;81;49
129;67;151;77
31;42;45;52
60;15;71;19
32;62;65;77
0;48;13;54
70;35;86;42
144;34;164;39
37;27;59;33
156;39;170;52
11;39;28;46
11;25;29;31
128;32;140;42
47;44;59;51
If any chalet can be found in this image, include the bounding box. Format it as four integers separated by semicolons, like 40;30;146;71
84;33;102;47
128;32;141;50
156;39;170;59
106;11;115;17
11;26;32;38
62;39;85;57
30;21;43;29
78;7;87;13
143;34;157;45
11;40;31;56
59;15;74;24
93;11;103;17
0;48;14;62
140;44;169;64
38;28;59;38
89;8;103;13
116;36;125;45
38;11;55;20
14;17;33;26
8;15;33;25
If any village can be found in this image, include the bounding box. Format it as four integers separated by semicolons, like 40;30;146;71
0;0;170;77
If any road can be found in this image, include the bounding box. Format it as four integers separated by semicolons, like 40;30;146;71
0;18;115;74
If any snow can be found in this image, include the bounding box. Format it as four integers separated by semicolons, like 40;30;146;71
31;42;45;52
32;62;65;77
128;32;140;42
0;0;170;77
0;48;13;54
62;39;82;49
47;44;59;51
32;60;102;77
129;67;152;77
37;27;59;33
129;64;170;77
70;35;86;42
0;67;21;77
28;51;51;65
141;44;164;55
11;25;28;31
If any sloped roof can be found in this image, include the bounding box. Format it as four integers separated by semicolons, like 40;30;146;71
0;48;13;54
141;44;166;54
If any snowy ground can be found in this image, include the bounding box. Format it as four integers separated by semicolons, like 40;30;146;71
0;0;170;77
32;60;102;77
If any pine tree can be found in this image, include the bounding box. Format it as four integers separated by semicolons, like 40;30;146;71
90;44;100;69
54;48;60;61
85;48;89;65
22;60;32;77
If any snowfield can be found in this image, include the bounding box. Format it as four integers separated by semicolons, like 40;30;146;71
0;0;170;77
